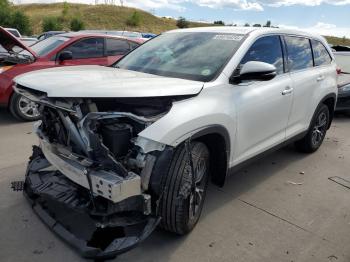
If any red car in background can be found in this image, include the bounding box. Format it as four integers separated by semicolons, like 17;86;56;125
0;27;144;121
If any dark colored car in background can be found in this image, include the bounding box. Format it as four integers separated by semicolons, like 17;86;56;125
334;50;350;113
0;27;144;121
37;31;66;41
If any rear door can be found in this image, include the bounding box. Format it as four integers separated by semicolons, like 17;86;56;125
284;36;320;138
105;38;139;65
59;37;107;66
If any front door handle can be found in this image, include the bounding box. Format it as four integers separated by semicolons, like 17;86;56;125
282;87;293;95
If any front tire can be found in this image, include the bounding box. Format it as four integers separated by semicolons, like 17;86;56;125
295;104;330;153
159;141;210;235
9;93;41;121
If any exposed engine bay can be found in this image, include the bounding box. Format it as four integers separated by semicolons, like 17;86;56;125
15;84;189;259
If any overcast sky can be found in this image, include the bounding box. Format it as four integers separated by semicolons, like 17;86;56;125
11;0;350;37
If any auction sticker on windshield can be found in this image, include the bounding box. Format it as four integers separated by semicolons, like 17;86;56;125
213;34;244;41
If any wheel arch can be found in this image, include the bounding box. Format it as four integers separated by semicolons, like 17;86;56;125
320;93;336;129
191;125;230;187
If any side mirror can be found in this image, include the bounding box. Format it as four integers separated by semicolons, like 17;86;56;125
230;61;277;84
57;51;73;62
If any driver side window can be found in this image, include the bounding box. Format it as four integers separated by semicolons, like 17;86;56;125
241;35;284;75
63;37;104;59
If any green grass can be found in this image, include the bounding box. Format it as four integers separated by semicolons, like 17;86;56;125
15;3;350;46
15;3;211;35
324;36;350;46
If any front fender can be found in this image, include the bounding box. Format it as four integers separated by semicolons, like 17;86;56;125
138;85;236;151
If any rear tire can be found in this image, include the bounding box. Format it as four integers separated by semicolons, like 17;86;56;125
159;141;210;235
9;93;41;121
295;104;330;153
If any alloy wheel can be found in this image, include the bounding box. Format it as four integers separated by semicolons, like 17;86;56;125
18;96;40;119
189;156;207;221
311;111;328;147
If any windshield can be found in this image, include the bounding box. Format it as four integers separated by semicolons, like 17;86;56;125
7;29;20;38
116;32;244;81
20;36;70;57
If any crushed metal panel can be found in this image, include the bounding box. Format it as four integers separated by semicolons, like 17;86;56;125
40;138;142;203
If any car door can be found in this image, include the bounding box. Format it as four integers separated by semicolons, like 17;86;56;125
105;38;139;65
283;36;320;139
233;35;294;164
59;37;107;66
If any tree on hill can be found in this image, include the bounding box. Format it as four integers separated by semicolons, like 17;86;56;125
126;11;142;27
244;23;250;27
0;0;32;35
176;17;189;28
0;0;12;27
70;17;85;31
61;1;70;19
253;23;261;27
42;16;63;32
11;11;32;35
214;20;225;25
264;20;271;27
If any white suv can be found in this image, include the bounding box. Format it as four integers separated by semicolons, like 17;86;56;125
14;27;337;259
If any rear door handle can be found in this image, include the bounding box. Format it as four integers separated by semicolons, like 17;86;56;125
282;87;293;95
317;75;325;82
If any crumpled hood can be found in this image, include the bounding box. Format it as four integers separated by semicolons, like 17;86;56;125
14;65;204;98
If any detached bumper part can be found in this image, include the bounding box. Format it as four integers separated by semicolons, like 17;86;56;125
24;151;160;259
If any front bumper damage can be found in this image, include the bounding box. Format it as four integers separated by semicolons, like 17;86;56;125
24;145;160;259
14;85;180;259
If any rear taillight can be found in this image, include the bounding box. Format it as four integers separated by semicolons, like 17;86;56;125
336;67;342;75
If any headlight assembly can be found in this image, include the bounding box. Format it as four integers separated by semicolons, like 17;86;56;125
0;65;14;74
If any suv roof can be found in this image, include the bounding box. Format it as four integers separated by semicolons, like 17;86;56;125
168;26;326;42
59;32;143;42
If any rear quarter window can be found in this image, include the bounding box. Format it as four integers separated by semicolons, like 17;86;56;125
311;39;332;66
285;36;313;72
106;38;130;56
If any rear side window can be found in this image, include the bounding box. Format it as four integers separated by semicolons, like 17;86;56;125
311;40;332;66
129;41;140;50
285;36;313;71
241;35;284;75
64;37;104;59
106;38;130;56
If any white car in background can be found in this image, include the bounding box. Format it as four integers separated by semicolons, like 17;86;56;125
4;27;37;47
14;27;337;259
4;27;22;38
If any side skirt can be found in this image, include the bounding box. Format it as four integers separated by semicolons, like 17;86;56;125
227;131;308;176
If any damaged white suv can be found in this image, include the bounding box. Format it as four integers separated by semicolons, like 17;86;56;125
14;27;337;259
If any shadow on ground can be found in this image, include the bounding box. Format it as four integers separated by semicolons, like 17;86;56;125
115;144;309;262
0;108;21;126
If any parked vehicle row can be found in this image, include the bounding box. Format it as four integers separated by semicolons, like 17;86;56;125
5;27;156;47
333;50;350;112
0;27;145;120
13;26;338;259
